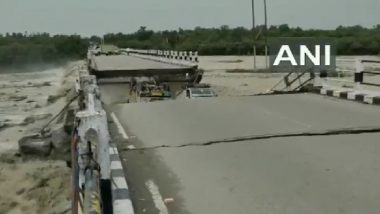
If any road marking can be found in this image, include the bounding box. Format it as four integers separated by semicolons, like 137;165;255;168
333;90;341;97
112;177;128;189
109;147;119;154
111;112;129;140
364;95;375;104
145;180;169;214
321;88;328;95
347;92;358;100
111;161;123;170
114;199;134;214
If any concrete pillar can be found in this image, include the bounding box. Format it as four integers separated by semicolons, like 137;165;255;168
88;94;95;114
183;51;188;61
194;51;199;62
76;109;110;181
175;51;179;60
355;58;364;91
189;51;193;61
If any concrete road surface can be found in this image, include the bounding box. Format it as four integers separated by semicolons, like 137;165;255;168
93;55;188;71
103;93;380;214
113;94;380;148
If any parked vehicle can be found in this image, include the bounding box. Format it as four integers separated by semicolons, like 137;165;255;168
136;82;172;102
178;84;217;99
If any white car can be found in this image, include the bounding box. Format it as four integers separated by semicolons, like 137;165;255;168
181;87;217;99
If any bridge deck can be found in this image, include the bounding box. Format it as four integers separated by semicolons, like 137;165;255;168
104;93;380;214
90;55;196;79
93;55;191;71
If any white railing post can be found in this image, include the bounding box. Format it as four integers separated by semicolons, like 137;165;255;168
126;48;199;67
355;58;364;91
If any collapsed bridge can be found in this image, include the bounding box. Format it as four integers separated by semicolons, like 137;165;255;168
72;49;380;214
87;48;203;83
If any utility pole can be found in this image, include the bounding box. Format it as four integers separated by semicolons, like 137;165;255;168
252;0;256;71
264;0;268;69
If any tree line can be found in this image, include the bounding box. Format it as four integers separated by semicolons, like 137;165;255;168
0;25;380;68
103;25;380;56
0;33;87;69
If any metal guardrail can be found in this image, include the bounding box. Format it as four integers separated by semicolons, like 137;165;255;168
125;48;198;62
355;59;380;87
123;48;199;68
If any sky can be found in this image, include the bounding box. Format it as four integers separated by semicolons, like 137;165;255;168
1;0;380;36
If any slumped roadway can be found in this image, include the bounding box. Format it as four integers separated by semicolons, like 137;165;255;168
103;93;380;214
93;55;191;71
92;55;196;79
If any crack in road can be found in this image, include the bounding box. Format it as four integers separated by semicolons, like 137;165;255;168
121;126;380;151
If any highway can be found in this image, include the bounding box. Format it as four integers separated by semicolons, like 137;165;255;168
99;89;380;214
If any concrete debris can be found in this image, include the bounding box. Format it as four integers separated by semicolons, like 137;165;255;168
18;134;52;156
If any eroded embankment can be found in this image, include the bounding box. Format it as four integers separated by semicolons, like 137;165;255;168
0;61;83;214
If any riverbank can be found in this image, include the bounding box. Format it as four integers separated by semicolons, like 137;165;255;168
0;61;82;214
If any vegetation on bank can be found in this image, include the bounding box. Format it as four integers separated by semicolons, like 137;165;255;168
103;25;380;55
0;33;87;69
0;25;380;68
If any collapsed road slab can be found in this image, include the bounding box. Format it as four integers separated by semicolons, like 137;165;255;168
122;133;380;214
93;55;190;71
113;94;380;148
105;93;380;214
89;55;198;81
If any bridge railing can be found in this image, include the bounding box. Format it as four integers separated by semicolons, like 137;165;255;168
123;48;199;68
354;59;380;88
73;68;111;214
73;65;134;214
318;58;380;91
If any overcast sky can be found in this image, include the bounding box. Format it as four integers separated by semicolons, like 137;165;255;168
1;0;379;36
